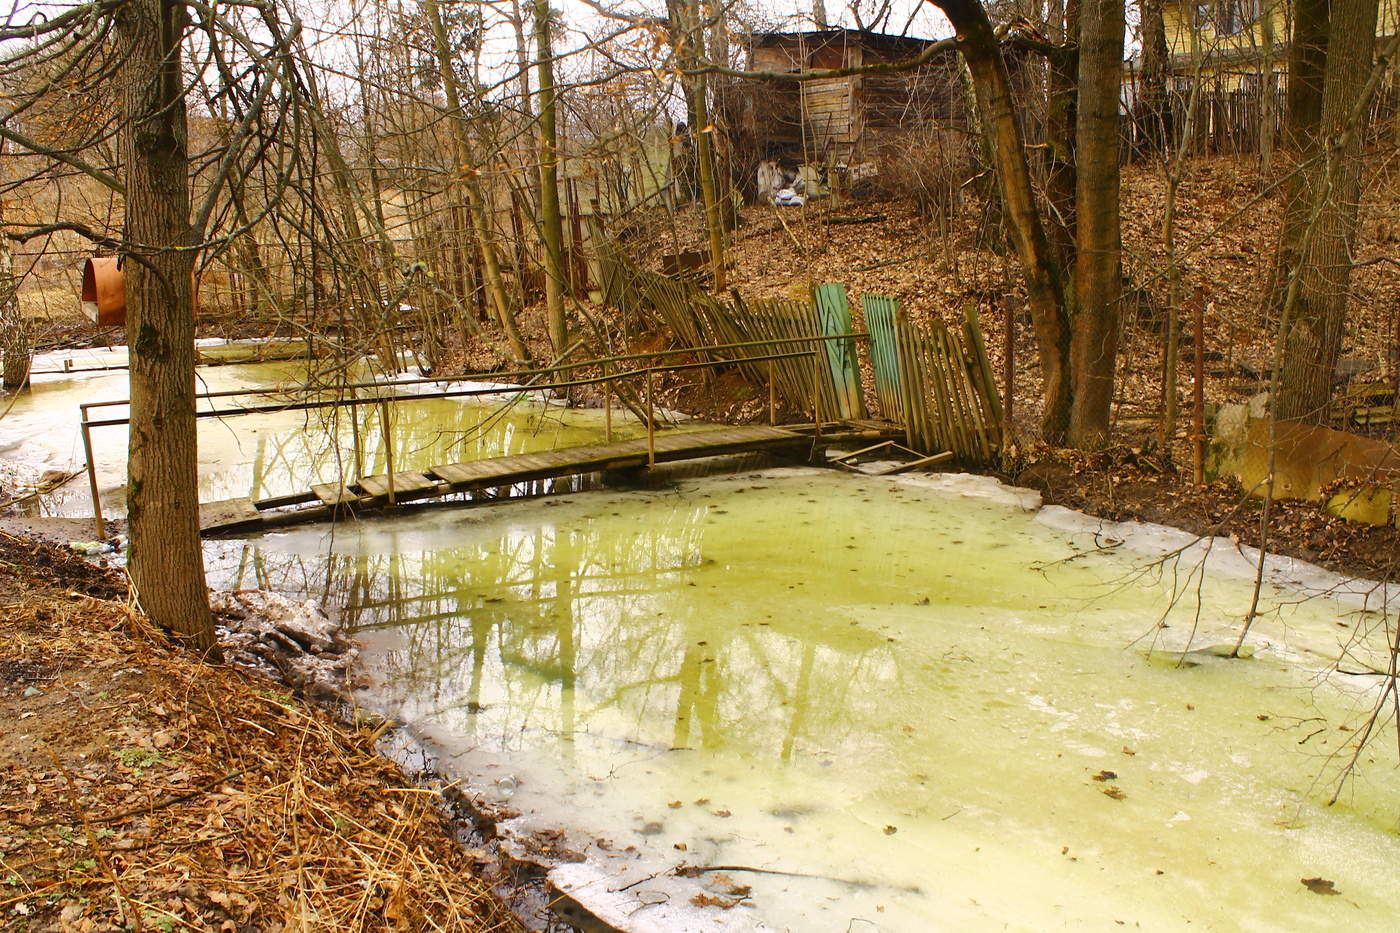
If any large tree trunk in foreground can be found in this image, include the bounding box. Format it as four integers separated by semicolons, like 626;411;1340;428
924;0;1072;442
1285;0;1330;151
1044;0;1079;269
0;231;26;391
117;0;216;654
1068;0;1124;446
1275;0;1380;423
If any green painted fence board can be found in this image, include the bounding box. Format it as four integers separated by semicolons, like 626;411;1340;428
813;283;865;420
863;294;903;420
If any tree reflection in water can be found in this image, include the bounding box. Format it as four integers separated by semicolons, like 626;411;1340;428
210;484;897;765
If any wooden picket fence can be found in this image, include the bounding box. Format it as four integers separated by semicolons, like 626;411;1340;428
603;256;1005;464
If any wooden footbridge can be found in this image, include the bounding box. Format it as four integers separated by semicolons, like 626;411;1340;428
196;424;824;535
79;283;1005;539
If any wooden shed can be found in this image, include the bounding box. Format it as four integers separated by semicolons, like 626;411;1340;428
727;28;965;165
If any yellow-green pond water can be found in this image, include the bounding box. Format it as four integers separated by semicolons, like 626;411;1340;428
204;468;1400;932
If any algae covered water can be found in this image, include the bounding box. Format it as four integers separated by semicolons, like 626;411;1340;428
205;468;1400;931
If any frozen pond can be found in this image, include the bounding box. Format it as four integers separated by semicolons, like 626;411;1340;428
204;468;1400;931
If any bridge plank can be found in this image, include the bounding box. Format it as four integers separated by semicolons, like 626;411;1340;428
199;498;262;534
312;482;361;506
360;471;437;499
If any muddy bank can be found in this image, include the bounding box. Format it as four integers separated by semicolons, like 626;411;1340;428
1013;443;1400;582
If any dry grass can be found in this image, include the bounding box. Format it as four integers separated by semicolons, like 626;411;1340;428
0;533;522;933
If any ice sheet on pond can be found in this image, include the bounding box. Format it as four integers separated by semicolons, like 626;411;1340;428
205;468;1400;931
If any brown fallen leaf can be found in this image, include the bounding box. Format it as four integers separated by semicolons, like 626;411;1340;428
1102;786;1127;800
1301;877;1340;895
883;824;897;835
1092;770;1118;782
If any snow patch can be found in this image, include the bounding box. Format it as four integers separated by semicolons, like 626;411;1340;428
212;590;358;699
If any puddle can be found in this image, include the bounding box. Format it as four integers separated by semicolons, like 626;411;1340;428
203;468;1400;931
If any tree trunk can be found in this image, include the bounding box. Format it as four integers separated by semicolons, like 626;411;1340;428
1285;0;1330;151
533;0;568;355
1258;0;1277;175
1275;0;1380;423
1138;0;1170;154
0;133;27;390
117;0;216;654
1045;0;1079;270
926;0;1072;442
0;245;24;391
1267;0;1332;306
1068;0;1124;447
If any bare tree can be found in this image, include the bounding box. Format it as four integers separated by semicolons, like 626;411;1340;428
1068;0;1125;446
0;134;25;390
116;0;216;652
668;0;728;289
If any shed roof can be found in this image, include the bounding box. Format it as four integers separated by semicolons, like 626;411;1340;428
742;27;945;52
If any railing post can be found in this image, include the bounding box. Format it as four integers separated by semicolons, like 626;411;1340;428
645;368;656;467
603;360;613;443
79;407;105;541
811;350;823;442
380;397;396;504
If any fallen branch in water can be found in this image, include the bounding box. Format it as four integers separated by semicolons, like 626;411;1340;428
673;862;922;894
